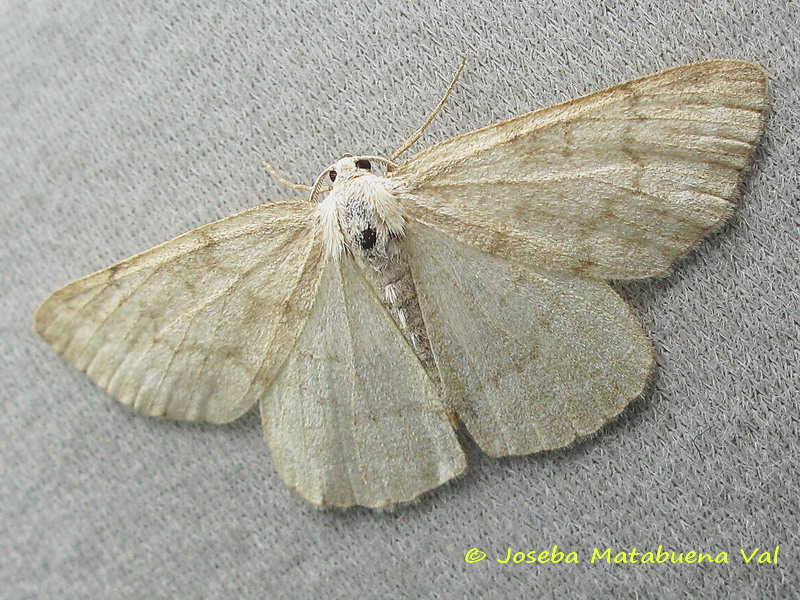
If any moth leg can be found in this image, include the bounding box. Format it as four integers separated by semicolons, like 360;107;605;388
389;57;466;164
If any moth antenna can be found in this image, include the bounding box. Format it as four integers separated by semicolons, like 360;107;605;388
308;169;334;203
263;160;314;192
388;57;466;165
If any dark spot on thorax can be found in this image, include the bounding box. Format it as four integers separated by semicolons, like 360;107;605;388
359;227;377;250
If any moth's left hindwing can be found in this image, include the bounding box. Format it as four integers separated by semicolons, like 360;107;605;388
35;200;324;424
405;222;653;457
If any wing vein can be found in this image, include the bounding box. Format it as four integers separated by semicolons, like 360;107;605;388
339;259;370;501
243;234;321;402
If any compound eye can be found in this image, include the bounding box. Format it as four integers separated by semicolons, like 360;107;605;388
329;170;337;183
355;159;371;170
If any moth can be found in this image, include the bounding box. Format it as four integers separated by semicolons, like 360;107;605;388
35;59;767;509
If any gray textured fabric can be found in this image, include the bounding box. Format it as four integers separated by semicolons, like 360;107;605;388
2;1;798;598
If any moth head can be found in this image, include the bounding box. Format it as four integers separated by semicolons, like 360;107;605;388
328;155;371;184
308;155;397;203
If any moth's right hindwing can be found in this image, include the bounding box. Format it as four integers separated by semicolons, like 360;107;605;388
35;200;324;424
260;255;465;508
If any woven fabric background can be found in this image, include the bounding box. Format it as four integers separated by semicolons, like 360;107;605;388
2;1;798;598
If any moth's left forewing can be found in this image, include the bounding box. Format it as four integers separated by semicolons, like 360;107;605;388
391;60;768;280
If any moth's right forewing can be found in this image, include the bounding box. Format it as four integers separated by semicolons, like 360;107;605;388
35;200;324;424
